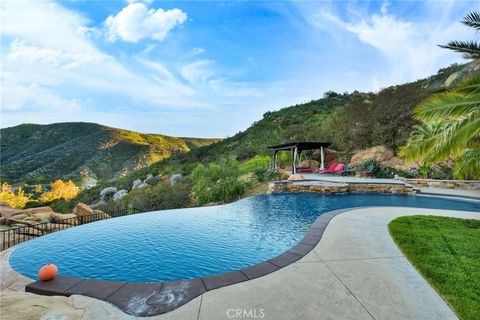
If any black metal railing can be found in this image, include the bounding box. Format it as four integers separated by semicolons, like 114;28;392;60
0;205;153;251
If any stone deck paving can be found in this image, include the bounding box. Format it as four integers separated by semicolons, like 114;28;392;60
2;206;479;319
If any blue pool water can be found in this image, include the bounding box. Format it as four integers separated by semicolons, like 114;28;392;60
9;193;480;282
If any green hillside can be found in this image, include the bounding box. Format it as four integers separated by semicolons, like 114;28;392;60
163;62;479;165
111;61;478;189
0;122;220;183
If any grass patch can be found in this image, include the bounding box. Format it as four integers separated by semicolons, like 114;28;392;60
239;156;271;173
389;215;480;320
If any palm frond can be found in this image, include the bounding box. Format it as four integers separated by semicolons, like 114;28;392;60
414;93;480;121
439;41;480;59
426;114;480;162
462;11;480;32
453;148;480;179
457;73;480;96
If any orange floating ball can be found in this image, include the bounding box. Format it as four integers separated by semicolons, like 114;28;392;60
38;264;58;281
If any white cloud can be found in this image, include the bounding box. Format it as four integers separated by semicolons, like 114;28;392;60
309;4;468;89
0;0;204;115
192;47;205;55
105;2;187;43
181;60;215;84
0;0;98;54
2;84;82;111
8;39;101;69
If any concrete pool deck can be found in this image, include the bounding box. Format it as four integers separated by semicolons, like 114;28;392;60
2;205;479;319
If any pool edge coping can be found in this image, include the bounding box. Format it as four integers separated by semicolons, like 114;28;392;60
21;207;353;317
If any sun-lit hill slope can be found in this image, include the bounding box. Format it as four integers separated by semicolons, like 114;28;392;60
0;122;220;183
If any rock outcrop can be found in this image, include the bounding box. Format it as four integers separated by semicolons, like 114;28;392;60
72;203;93;216
99;187;117;202
288;174;305;181
132;179;147;190
0;202;22;220
112;189;128;201
143;174;158;186
350;145;418;172
22;207;55;221
299;160;319;168
170;174;183;186
351;145;394;167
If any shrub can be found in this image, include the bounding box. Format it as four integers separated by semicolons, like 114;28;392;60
357;159;382;176
118;182;190;212
253;167;279;182
0;186;30;209
357;159;415;179
38;180;80;202
190;160;249;205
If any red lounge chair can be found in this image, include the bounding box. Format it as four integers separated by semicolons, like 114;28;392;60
316;162;336;174
333;163;346;174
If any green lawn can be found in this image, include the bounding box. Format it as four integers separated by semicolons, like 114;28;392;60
389;216;480;320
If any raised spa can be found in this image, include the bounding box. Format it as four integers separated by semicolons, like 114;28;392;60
9;193;480;282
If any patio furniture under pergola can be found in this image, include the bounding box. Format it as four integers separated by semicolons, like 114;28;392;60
266;141;331;174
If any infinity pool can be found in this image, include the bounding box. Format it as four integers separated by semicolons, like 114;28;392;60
9;193;480;282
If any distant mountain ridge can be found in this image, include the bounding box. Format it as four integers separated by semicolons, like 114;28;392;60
0;122;220;183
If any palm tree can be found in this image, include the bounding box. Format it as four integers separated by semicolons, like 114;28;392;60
439;11;480;59
401;11;480;179
399;121;446;164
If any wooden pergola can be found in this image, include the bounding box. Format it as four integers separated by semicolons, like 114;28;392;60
266;141;331;174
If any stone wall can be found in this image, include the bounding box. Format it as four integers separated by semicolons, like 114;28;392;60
269;181;414;195
406;179;480;190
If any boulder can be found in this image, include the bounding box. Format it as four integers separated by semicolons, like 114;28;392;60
170;174;183;186
8;213;28;221
21;207;54;221
113;189;128;201
278;171;291;181
132;179;147;190
89;200;107;209
73;202;93;216
51;213;78;224
144;174;159;186
299;160;319;168
313;148;339;164
350;145;394;168
0;202;22;219
288;174;305;181
99;187;117;202
8;217;38;226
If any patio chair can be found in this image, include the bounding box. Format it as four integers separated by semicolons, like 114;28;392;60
332;163;346;175
316;162;337;174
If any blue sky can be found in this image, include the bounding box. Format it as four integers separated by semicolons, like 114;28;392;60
0;0;477;137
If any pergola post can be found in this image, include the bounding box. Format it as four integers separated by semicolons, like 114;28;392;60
274;151;278;170
320;146;325;171
292;146;297;174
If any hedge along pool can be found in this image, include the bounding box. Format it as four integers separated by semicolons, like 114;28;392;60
9;193;480;282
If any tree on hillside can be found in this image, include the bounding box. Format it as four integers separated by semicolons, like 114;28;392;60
401;11;480;179
39;180;80;202
0;182;31;208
